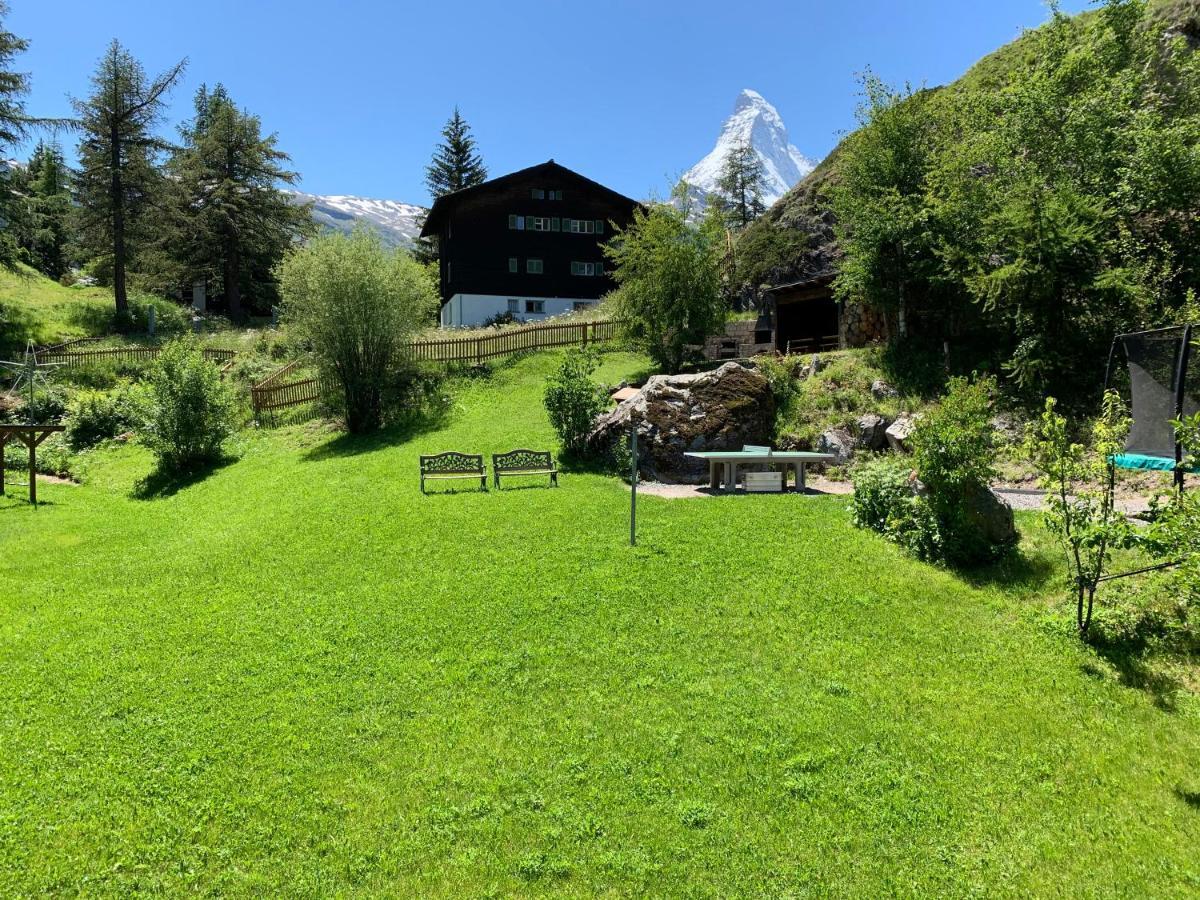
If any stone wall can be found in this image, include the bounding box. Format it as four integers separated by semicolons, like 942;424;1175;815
702;319;774;360
840;301;887;348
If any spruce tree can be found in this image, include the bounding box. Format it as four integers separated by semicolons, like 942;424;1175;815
417;107;487;263
72;41;185;315
425;107;487;198
715;142;766;229
165;84;311;319
19;141;72;279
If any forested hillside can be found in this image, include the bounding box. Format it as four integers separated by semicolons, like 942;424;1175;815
737;0;1200;400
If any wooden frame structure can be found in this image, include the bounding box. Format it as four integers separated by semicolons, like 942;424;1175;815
0;424;65;505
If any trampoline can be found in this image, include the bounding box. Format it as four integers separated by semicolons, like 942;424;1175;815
1103;324;1199;490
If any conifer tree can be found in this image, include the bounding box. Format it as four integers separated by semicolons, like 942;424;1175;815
425;107;487;198
0;2;30;268
416;107;487;263
716;142;766;229
165;84;311;319
18;141;72;278
72;41;185;315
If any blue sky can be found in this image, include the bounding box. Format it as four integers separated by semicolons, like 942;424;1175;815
9;0;1090;204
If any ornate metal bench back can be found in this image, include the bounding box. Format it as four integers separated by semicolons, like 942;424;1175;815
494;449;553;471
420;452;484;474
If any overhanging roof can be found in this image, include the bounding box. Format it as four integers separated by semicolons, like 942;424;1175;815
420;160;641;236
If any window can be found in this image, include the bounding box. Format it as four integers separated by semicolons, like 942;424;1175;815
526;300;545;314
508;257;517;273
566;218;597;234
526;258;543;274
507;298;519;313
571;261;604;276
532;188;545;199
508;215;525;230
573;301;592;311
550;189;563;200
528;216;551;232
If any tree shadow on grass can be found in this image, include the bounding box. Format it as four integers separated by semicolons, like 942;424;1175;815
1086;639;1185;712
301;403;454;463
1175;787;1200;810
131;456;236;500
953;545;1058;593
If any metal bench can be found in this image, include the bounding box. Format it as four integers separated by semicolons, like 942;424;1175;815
492;449;558;489
419;452;487;492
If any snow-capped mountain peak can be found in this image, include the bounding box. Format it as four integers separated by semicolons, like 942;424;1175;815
290;191;427;248
682;89;815;209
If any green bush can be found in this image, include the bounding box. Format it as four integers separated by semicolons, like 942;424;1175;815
7;384;69;424
850;455;942;561
910;375;1010;564
64;385;145;450
543;348;606;456
142;338;237;471
852;376;1011;566
278;230;437;434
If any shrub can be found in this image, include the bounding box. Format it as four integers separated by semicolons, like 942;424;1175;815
544;347;606;456
909;375;1011;564
604;201;726;373
10;383;69;423
64;385;145;450
142;338;237;471
278;230;437;433
1025;392;1134;636
850;455;942;560
852;375;1011;566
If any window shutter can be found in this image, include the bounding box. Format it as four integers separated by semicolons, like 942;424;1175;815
596;220;604;234
508;214;517;229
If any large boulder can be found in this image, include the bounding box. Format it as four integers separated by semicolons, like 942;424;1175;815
816;427;855;465
885;414;918;452
855;413;890;450
587;362;775;480
964;483;1017;547
870;379;899;400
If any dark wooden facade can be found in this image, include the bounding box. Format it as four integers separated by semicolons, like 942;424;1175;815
769;273;840;353
420;160;641;308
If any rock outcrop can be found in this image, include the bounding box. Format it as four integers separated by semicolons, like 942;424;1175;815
587;362;775;480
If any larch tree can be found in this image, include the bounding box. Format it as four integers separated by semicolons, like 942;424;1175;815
0;2;30;268
166;84;311;319
715;141;766;229
72;41;185;315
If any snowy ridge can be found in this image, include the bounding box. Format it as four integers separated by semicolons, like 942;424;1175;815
681;89;816;211
290;191;427;248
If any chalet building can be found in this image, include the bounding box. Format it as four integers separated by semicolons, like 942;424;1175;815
420;160;641;328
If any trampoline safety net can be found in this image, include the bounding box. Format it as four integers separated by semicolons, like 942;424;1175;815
1104;325;1199;470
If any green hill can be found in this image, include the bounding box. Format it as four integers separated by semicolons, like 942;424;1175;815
736;0;1200;295
0;265;115;354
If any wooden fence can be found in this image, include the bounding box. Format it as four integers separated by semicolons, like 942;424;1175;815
35;343;238;369
250;318;626;419
405;319;624;365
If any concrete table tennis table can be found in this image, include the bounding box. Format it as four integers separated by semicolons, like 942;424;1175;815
684;450;836;493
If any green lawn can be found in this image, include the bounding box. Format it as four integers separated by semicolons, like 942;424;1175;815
2;351;1198;896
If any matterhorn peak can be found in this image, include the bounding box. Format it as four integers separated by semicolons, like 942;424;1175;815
681;89;815;211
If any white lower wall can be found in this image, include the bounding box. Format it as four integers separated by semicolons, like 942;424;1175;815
440;294;598;328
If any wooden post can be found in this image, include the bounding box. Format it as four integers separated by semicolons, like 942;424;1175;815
0;433;6;496
630;417;638;547
25;433;36;505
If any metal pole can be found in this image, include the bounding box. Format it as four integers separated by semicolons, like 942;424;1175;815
630;418;638;547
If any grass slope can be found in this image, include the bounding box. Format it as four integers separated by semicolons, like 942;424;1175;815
2;351;1198;896
0;264;113;353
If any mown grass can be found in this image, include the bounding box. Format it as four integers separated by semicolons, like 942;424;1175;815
1;350;1198;896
